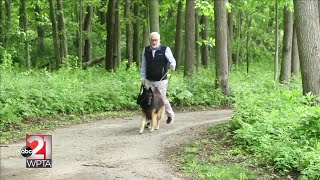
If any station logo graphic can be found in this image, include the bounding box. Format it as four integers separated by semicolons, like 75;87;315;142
20;135;52;168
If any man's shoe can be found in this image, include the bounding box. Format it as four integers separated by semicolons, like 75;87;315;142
167;117;174;124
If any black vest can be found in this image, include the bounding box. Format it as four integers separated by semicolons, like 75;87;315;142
144;45;168;81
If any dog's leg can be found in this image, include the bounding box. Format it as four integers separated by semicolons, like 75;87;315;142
156;106;165;130
155;113;160;130
139;117;146;134
155;117;160;130
150;111;157;132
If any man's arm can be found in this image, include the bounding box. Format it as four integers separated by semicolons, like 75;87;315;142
165;47;176;70
141;48;147;81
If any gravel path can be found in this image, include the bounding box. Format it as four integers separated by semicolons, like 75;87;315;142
1;110;233;180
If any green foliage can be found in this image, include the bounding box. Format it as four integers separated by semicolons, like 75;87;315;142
196;0;214;17
174;124;259;180
229;62;320;179
168;68;231;107
0;64;227;131
0;50;14;71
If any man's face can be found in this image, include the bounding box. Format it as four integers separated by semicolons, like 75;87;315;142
150;35;160;48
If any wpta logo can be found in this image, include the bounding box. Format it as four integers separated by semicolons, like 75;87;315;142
20;135;52;168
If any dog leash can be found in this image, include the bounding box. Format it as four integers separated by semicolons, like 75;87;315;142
159;70;169;81
140;69;171;91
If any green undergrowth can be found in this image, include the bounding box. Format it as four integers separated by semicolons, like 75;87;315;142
174;62;319;179
171;124;287;180
0;63;231;143
229;63;320;180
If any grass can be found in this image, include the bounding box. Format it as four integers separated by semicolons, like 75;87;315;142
170;124;298;180
0;110;137;144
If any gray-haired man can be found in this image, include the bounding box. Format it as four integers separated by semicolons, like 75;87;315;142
141;32;176;124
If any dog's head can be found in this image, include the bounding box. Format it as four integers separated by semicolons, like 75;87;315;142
141;87;154;106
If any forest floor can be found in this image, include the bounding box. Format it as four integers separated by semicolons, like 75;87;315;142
1;110;233;180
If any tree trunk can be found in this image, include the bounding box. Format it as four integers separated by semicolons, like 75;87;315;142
114;0;120;69
227;0;234;72
274;0;279;81
19;0;30;69
56;0;68;59
4;0;11;46
98;0;107;25
195;9;200;71
49;0;61;69
0;1;3;44
142;0;150;48
184;0;195;77
83;5;93;63
133;2;140;66
83;56;105;69
294;0;320;95
291;22;299;78
78;0;83;68
201;15;209;68
280;7;293;84
105;0;115;71
246;16;252;74
235;11;242;70
149;0;159;32
214;0;229;96
125;0;133;68
35;4;45;67
174;0;183;70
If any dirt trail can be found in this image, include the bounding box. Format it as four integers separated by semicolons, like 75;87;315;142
1;110;233;180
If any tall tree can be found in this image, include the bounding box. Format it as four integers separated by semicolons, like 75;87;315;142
114;0;120;69
280;7;293;84
184;0;195;77
105;0;115;70
235;10;242;70
294;0;320;95
19;0;30;69
49;0;61;68
227;0;234;72
133;1;140;66
4;0;11;46
56;0;68;59
174;0;183;69
274;0;279;81
149;0;159;32
214;0;229;96
83;5;93;63
0;1;3;44
125;0;133;68
35;3;45;67
142;0;150;47
78;0;83;67
291;22;299;78
98;0;106;25
201;15;209;68
195;9;200;71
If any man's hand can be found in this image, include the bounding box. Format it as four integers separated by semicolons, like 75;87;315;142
169;64;176;71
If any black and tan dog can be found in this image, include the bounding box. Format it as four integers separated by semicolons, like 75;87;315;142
137;86;165;134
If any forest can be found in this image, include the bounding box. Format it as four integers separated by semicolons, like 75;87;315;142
1;0;320;179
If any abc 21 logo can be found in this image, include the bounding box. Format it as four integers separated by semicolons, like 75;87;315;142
20;135;52;168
